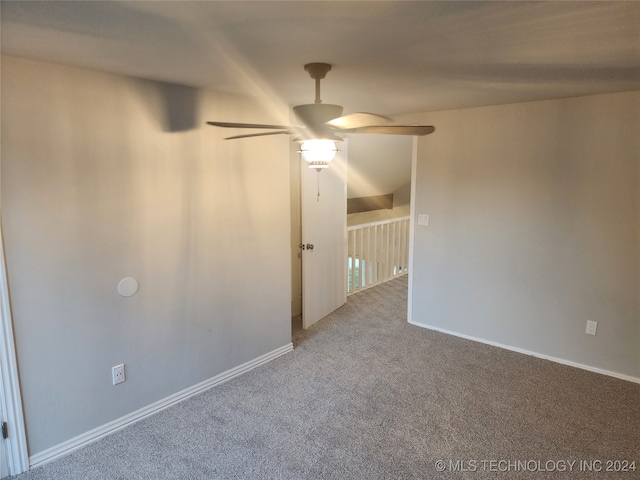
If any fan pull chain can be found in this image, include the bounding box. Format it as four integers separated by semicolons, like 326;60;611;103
317;169;321;202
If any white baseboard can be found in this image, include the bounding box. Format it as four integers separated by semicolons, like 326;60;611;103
408;320;640;385
29;343;294;469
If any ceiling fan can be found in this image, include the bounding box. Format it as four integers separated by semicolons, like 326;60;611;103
207;63;435;168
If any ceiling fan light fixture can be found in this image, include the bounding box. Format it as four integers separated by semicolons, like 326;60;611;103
207;62;436;146
305;160;331;169
299;139;338;168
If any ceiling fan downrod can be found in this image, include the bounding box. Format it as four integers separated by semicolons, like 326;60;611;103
304;63;332;104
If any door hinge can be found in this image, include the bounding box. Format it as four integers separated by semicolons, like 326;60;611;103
1;422;7;439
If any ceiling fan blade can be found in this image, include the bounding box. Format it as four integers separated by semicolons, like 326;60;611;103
326;112;393;129
341;125;435;136
207;121;296;130
224;130;293;140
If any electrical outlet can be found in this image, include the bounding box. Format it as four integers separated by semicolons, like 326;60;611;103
586;320;598;336
418;214;429;226
112;364;126;385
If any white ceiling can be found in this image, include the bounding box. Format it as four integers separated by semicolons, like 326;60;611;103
2;1;638;200
2;1;639;116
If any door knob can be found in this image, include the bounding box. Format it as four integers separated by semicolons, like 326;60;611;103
306;243;314;250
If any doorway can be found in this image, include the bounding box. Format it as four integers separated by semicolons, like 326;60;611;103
0;221;29;476
290;141;348;332
1;391;8;479
290;134;414;334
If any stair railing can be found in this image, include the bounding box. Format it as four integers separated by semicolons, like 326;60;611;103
347;216;410;294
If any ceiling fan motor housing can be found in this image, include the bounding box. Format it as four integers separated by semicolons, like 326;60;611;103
293;103;343;123
293;104;344;141
304;63;332;80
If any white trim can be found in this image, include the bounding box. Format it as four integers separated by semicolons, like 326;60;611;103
407;137;419;324
346;216;410;231
408;319;640;385
29;343;293;469
0;216;30;475
347;272;408;297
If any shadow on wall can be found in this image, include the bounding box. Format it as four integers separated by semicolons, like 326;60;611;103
134;79;201;132
158;82;200;132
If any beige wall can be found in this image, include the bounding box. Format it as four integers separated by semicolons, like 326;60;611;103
346;182;411;227
1;56;292;454
402;91;640;379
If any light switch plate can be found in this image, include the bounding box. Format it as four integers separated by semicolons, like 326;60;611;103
586;320;597;336
418;214;429;226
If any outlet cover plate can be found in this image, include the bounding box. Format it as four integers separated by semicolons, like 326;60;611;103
112;364;126;385
586;320;598;336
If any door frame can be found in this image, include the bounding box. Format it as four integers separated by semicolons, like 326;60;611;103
290;141;303;318
0;217;29;475
407;137;418;324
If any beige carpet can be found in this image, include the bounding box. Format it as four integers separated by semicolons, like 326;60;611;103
17;276;640;479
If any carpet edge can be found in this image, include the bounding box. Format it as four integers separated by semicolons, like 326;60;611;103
408;320;640;385
28;343;294;470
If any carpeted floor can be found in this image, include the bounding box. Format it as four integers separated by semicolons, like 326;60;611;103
16;276;640;479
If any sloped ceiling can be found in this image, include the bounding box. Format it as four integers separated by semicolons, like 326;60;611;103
347;135;412;199
2;1;638;196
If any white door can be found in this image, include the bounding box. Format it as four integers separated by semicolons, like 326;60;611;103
301;141;348;329
0;393;8;479
0;218;29;477
0;364;8;479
